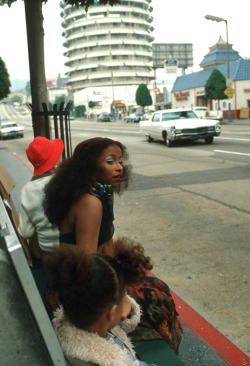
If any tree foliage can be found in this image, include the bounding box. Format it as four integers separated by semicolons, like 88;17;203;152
54;95;66;109
136;84;152;110
88;100;96;109
11;94;23;104
205;69;228;101
0;57;11;100
75;105;86;117
25;80;31;95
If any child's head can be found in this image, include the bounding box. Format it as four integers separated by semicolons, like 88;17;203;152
43;237;152;330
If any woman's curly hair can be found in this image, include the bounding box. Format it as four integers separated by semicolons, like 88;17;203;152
43;237;153;330
43;137;131;228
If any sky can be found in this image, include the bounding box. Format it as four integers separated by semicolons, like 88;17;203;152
0;0;249;82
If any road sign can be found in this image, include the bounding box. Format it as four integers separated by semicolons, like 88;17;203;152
226;78;233;87
224;87;235;98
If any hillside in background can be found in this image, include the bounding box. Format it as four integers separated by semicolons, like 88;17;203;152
10;79;29;92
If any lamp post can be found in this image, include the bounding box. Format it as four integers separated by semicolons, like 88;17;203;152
110;70;116;121
98;64;116;121
204;14;232;122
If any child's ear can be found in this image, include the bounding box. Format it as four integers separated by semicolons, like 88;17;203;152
107;304;118;324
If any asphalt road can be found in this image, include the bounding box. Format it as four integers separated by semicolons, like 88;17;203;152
1;104;250;356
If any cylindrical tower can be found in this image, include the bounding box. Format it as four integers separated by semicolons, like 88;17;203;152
60;0;154;92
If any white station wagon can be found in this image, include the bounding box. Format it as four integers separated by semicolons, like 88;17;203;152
139;108;221;147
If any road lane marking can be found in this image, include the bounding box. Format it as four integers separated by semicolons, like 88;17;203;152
214;150;250;156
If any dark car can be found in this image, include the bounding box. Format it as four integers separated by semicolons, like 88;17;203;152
97;112;111;122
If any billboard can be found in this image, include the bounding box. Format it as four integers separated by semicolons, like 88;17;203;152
153;43;193;70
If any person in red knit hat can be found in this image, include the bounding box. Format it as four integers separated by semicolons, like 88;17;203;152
18;136;64;296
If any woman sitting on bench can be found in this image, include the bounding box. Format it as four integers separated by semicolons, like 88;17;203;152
43;237;157;366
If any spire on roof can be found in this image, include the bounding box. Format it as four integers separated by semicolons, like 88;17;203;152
210;36;233;51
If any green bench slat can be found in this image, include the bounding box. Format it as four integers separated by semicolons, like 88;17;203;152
133;339;185;366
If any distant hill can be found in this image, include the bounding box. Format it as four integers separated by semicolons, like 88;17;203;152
10;79;29;92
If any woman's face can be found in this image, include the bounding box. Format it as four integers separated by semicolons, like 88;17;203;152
96;144;123;187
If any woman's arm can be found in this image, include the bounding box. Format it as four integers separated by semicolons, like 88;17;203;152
73;193;103;253
101;193;115;256
101;238;115;256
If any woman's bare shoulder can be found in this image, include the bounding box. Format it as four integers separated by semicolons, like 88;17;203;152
72;192;102;213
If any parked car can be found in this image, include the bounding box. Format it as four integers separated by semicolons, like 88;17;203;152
124;113;143;123
192;106;208;119
0;121;24;140
142;112;154;120
206;110;223;122
139;108;221;147
97;112;111;122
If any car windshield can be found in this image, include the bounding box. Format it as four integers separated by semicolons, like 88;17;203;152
162;111;198;121
1;123;18;128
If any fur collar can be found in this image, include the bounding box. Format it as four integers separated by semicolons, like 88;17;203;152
52;297;141;366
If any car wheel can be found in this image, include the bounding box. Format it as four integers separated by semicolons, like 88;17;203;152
166;138;174;147
205;136;214;144
146;135;153;142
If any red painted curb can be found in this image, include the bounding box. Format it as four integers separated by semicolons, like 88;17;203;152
171;291;250;366
0;140;34;174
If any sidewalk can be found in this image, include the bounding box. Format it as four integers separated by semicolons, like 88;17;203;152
0;140;249;366
221;118;250;125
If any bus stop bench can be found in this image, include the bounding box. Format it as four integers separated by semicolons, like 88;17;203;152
0;196;66;366
133;339;184;365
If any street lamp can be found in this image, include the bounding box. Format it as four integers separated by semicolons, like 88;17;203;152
110;70;116;121
98;64;116;121
204;14;232;122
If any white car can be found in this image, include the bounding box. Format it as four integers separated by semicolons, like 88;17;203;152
0;121;24;140
192;106;208;119
139;108;221;147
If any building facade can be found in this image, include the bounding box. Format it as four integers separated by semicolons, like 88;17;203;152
60;0;154;116
171;59;250;119
171;38;250;119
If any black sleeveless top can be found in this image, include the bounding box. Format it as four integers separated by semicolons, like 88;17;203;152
59;183;114;246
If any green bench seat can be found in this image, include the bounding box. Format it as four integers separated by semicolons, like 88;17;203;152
134;339;185;365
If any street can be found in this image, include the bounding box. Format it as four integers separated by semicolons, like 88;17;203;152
1;104;250;356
